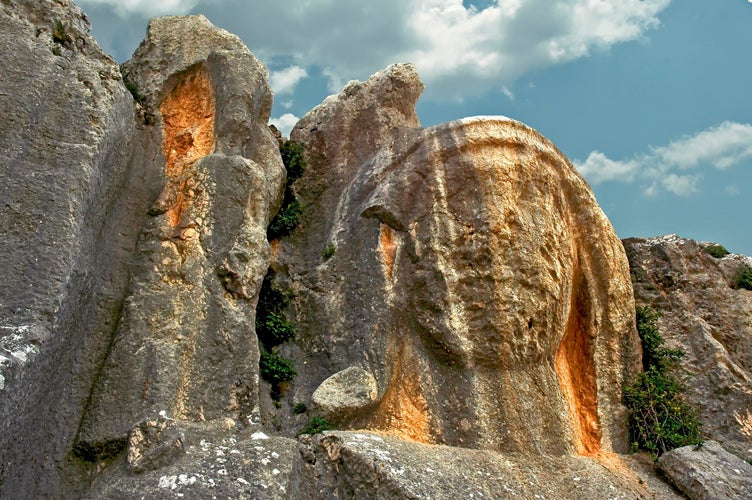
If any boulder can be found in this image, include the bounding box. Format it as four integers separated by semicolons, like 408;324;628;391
75;16;285;457
311;367;379;424
279;64;640;456
624;235;752;461
658;440;752;499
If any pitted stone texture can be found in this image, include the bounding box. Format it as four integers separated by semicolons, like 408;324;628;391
77;16;285;457
312;367;378;424
624;235;752;461
127;415;185;473
292;431;679;499
658;440;752;500
86;424;297;499
283;66;639;456
0;0;153;496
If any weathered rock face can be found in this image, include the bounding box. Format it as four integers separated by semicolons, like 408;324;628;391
658;440;752;500
624;235;752;462
293;431;680;499
76;15;285;460
0;0;158;495
278;64;640;457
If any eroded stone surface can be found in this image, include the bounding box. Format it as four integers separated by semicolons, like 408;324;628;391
280;66;640;456
87;423;297;499
0;1;155;496
127;414;185;473
312;367;379;424
76;16;285;457
658;440;752;500
624;235;752;461
293;431;679;499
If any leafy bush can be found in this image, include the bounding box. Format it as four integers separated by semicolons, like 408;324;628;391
299;416;329;435
734;265;752;291
268;199;302;239
256;311;295;346
322;243;336;261
706;244;730;259
293;402;308;415
280;140;306;183
625;306;701;456
259;351;296;385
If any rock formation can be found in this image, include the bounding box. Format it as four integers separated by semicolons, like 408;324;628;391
278;64;640;457
0;0;152;495
3;1;749;498
76;14;285;460
624;235;752;462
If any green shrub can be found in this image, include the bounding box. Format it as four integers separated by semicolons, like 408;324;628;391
280;140;306;183
259;351;296;385
706;244;730;258
625;306;701;456
734;265;752;291
299;416;329;435
52;20;67;45
256;311;295;346
322;243;336;261
51;45;62;56
293;402;308;415
268;199;302;238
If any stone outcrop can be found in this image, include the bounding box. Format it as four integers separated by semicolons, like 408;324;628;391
293;431;680;499
75;15;285;460
624;235;752;462
277;64;640;457
7;2;746;498
658;440;752;500
0;1;157;496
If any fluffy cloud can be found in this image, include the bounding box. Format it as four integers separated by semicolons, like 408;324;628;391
574;121;752;196
82;0;671;100
79;0;198;17
270;66;308;96
269;113;300;138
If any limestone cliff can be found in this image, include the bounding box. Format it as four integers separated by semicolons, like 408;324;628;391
279;64;640;457
0;0;152;495
76;14;285;459
3;1;745;498
624;235;752;462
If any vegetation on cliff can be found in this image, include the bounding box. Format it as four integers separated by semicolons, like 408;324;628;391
625;306;702;456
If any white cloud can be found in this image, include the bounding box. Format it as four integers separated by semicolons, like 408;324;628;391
573;151;640;184
79;0;198;17
270;66;308;96
269;113;299;138
574;121;752;196
167;0;672;101
660;174;700;197
652;121;752;170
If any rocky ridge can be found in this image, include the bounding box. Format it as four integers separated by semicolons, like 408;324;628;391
0;2;750;498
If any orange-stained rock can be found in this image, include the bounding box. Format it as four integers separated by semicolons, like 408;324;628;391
76;16;285;457
282;64;640;456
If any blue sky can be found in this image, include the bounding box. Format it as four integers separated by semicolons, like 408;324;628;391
79;0;752;254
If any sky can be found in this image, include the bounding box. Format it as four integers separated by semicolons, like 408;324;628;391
78;0;752;255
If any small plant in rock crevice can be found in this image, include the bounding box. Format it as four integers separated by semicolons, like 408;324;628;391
259;351;296;386
293;403;308;415
624;306;702;457
705;244;730;259
733;265;752;291
299;416;329;436
322;243;336;262
268;140;306;239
